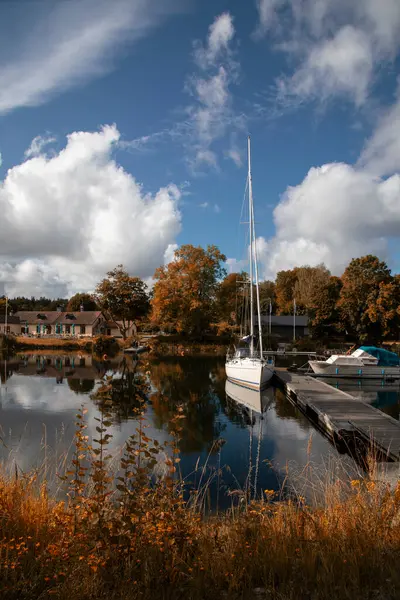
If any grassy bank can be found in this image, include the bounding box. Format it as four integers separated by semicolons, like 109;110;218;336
14;336;94;351
0;408;399;600
147;334;229;357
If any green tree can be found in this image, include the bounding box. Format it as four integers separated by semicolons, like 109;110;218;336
95;265;150;339
151;244;227;336
66;293;98;312
338;255;392;343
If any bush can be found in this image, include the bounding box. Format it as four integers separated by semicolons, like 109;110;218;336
93;335;119;357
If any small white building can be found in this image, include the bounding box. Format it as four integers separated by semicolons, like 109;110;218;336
14;310;136;338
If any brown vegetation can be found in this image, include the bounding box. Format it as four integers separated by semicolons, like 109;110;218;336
0;400;399;599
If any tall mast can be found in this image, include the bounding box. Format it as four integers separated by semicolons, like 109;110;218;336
248;136;254;357
251;173;264;358
248;136;263;358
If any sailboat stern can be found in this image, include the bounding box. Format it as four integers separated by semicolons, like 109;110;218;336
225;358;273;390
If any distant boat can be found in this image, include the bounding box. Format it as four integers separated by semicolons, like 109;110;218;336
225;136;274;390
309;346;400;379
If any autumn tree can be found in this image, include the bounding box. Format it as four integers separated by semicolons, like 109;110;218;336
366;275;400;339
294;265;330;308
275;265;331;315
216;272;248;325
151;244;226;336
275;269;298;314
66;293;98;311
308;276;342;338
338;255;392;342
95;265;150;339
258;280;276;314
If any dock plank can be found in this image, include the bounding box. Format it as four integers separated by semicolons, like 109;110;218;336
274;368;400;460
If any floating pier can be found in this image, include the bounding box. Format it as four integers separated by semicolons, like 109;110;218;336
274;368;400;461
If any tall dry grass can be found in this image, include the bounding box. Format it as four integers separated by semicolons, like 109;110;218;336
0;370;399;599
0;420;399;599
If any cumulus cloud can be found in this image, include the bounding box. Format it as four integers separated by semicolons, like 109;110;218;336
257;163;400;278
0;125;181;297
256;0;400;107
0;0;181;114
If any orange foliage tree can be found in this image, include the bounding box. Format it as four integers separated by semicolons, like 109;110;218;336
151;244;226;336
215;271;249;325
338;255;392;342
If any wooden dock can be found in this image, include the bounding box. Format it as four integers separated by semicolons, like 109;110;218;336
274;368;400;461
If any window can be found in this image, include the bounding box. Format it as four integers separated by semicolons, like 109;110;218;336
6;326;10;334
65;325;71;334
79;357;86;367
80;325;86;335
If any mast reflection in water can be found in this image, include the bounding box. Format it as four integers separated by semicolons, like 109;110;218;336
0;353;366;508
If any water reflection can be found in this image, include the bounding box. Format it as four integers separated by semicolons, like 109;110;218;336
0;352;355;505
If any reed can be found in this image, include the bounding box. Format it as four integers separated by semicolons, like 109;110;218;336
0;406;399;600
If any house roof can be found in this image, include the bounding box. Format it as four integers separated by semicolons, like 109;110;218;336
15;311;61;324
15;311;103;325
0;315;20;324
259;315;309;327
57;311;102;325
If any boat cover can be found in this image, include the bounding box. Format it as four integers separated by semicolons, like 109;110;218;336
358;346;400;366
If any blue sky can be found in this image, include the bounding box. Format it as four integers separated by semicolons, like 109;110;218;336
1;0;400;297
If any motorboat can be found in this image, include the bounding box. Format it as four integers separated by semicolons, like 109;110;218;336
225;136;274;390
309;346;400;379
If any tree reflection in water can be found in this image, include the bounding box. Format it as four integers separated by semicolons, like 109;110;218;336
68;378;95;395
149;357;227;454
91;357;150;423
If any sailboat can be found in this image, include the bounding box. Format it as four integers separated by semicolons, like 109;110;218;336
225;136;274;390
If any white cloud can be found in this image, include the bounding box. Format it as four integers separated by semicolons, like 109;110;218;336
254;0;285;36
194;12;235;69
0;0;180;114
277;26;373;107
186;13;239;170
214;204;221;214
257;0;400;108
199;202;209;209
257;163;400;278
358;90;400;176
0;125;181;297
163;243;178;265
24;134;57;158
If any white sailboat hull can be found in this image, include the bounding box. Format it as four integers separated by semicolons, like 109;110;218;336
309;360;400;379
225;357;274;390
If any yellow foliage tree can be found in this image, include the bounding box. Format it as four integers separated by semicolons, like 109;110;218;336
151;244;226;336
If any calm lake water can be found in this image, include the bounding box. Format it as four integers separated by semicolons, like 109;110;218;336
0;352;397;505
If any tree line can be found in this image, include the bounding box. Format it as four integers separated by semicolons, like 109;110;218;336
1;248;399;343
